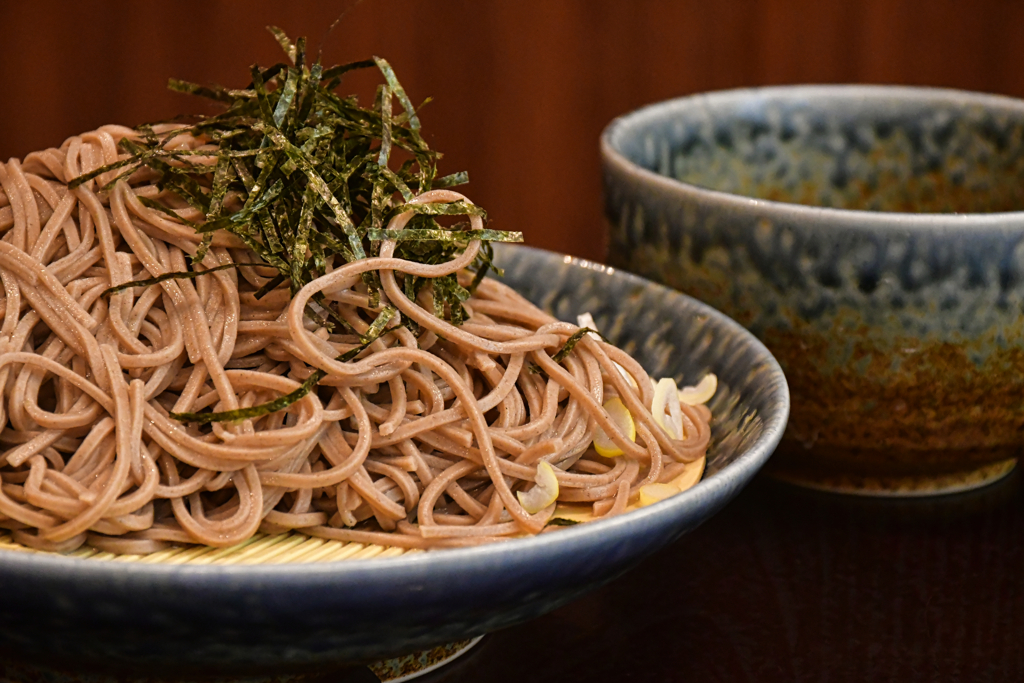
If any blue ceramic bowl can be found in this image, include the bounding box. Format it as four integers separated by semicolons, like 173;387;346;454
0;245;788;678
602;85;1024;492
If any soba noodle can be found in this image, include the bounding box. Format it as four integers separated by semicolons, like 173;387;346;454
0;125;711;555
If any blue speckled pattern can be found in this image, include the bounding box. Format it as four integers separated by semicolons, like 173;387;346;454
0;245;788;678
621;88;1024;215
601;85;1024;472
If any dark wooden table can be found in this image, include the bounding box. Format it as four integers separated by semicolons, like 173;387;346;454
406;469;1024;682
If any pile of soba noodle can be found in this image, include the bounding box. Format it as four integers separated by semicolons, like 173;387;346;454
0;125;711;555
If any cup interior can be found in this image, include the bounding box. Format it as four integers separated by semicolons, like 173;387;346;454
610;86;1024;214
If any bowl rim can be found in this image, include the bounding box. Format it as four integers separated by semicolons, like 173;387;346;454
601;83;1024;229
0;245;789;585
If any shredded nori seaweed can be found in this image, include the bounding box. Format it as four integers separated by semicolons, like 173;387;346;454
70;27;525;423
74;26;520;310
169;370;325;425
546;518;581;527
552;328;602;363
101;263;267;298
170;322;401;425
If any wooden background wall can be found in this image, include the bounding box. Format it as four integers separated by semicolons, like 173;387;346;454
3;0;1024;261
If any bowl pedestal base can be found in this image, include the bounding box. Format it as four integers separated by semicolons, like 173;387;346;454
0;637;485;683
368;636;484;682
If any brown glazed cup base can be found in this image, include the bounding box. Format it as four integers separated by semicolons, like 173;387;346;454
765;456;1017;497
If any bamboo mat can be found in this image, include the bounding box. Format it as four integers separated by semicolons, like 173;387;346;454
0;531;416;564
0;457;706;565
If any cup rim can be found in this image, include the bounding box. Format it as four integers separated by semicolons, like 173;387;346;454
601;83;1024;230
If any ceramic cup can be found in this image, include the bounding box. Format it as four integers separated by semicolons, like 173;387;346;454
602;85;1024;495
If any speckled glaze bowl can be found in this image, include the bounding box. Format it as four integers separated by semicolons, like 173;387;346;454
602;85;1024;494
0;244;788;679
